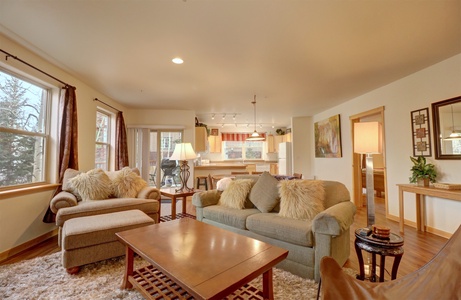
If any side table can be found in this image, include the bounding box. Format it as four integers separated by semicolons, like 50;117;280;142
160;188;197;219
354;229;404;282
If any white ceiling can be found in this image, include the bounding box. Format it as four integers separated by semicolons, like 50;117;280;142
0;0;460;129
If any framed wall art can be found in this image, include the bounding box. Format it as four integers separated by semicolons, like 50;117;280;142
314;114;342;158
411;107;431;157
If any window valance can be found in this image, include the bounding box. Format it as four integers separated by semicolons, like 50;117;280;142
221;132;266;141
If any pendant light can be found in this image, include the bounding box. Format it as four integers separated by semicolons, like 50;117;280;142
246;95;265;141
444;105;461;140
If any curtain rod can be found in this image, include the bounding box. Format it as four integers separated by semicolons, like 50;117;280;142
93;98;121;113
1;49;75;88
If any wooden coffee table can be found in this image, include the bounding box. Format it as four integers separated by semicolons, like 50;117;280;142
116;218;288;300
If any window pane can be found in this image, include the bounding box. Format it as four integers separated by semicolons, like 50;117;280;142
224;141;243;159
0;71;46;133
0;132;45;187
245;141;263;159
95;143;109;170
96;111;109;143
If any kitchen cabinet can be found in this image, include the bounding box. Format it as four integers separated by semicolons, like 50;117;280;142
270;163;278;175
267;134;275;153
195;127;207;153
208;135;222;153
285;133;292;142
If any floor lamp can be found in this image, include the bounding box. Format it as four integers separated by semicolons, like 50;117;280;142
169;143;197;193
354;122;382;228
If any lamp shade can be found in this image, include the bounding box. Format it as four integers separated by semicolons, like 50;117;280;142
354;122;382;154
169;143;197;160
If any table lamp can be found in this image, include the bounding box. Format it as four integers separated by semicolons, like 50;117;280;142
170;143;197;193
354;122;382;228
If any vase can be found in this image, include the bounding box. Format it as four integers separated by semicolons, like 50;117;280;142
417;178;429;187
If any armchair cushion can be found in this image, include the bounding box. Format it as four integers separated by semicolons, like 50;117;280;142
278;180;325;221
68;169;113;201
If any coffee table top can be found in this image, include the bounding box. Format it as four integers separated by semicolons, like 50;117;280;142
116;218;288;299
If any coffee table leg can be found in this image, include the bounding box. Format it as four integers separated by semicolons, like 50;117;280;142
121;246;134;289
262;268;274;300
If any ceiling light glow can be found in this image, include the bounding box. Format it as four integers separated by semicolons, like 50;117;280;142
172;57;184;64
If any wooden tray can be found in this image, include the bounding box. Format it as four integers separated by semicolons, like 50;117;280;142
433;183;461;190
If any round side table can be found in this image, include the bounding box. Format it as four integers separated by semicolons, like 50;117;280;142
354;228;404;282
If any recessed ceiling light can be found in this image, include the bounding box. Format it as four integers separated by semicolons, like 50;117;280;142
172;57;184;64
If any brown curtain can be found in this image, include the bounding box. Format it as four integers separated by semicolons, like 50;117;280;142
42;86;79;223
115;111;129;170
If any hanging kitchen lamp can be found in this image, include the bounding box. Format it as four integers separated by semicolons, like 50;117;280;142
246;95;265;141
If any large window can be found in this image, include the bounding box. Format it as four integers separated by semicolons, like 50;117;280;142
0;69;49;188
95;110;110;170
223;141;264;160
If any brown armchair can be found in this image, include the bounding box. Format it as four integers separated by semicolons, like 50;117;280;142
319;225;461;299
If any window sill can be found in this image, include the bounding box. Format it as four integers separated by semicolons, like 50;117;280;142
0;183;60;200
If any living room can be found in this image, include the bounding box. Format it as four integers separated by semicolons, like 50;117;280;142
0;1;460;297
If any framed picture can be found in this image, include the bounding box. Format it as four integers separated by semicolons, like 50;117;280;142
411;108;431;157
210;128;219;136
314;114;342;158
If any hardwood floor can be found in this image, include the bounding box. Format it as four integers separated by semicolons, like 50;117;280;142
1;195;449;282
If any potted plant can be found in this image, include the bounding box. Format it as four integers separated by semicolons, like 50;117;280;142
409;156;437;186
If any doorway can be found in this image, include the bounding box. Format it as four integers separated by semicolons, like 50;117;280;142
350;106;389;218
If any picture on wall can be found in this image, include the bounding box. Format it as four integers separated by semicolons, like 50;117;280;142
411;107;431;157
315;114;342;158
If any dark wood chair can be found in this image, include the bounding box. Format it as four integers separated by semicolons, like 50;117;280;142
293;173;303;179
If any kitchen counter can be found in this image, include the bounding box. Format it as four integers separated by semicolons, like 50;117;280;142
195;163;247;170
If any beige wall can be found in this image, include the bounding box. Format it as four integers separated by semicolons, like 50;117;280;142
292;116;313;179
311;53;461;235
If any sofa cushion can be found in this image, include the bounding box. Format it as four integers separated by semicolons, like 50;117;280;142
219;179;254;209
69;169;113;201
62;168;83;201
216;177;233;191
110;167;147;198
278;180;325;221
246;213;314;247
203;206;260;230
249;172;280;213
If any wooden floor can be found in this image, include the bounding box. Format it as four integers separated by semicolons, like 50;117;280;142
0;195;449;282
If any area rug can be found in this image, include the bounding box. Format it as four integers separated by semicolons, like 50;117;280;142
0;251;355;300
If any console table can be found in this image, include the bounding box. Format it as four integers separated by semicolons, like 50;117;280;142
397;184;461;233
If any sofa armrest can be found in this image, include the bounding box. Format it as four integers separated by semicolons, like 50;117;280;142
137;186;161;200
312;201;356;236
50;191;78;214
192;190;222;208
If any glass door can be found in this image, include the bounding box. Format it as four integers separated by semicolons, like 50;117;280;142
149;130;182;188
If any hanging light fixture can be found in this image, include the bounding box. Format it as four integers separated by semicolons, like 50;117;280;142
246;95;265;141
444;105;461;140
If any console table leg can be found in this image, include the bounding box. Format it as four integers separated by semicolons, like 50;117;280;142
391;254;403;280
121;246;134;289
355;240;365;280
379;255;386;282
262;268;274;300
371;253;377;282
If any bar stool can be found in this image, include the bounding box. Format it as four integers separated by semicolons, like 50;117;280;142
196;176;208;190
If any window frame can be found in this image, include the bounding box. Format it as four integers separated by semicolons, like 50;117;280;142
0;67;52;190
95;109;111;170
222;140;265;161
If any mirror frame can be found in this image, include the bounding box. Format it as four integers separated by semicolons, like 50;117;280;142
431;95;461;160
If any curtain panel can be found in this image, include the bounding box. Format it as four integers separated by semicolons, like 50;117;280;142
115;111;129;170
221;132;266;141
43;86;79;223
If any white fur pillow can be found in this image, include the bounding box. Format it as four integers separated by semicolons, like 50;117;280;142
219;179;253;209
278;180;325;221
216;177;233;191
111;167;147;198
69;169;113;201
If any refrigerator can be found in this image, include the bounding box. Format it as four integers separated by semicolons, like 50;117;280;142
278;142;292;175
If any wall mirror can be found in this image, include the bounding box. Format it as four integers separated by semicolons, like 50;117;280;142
431;96;461;159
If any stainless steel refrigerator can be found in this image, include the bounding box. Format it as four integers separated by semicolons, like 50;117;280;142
278;142;292;175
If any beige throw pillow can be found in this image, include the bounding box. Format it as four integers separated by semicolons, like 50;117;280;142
219;179;254;209
111;167;147;198
278;180;325;221
69;169;113;201
249;172;280;212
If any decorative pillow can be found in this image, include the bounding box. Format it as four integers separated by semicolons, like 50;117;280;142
216;177;233;191
62;168;83;201
278;180;325;221
219;179;254;209
68;169;113;201
249;172;280;212
111;167;147;198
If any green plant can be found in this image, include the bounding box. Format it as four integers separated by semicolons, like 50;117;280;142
409;156;437;183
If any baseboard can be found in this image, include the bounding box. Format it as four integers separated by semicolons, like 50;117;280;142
387;214;452;238
0;228;58;263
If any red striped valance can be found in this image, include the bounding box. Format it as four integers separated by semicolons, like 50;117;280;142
221;132;266;141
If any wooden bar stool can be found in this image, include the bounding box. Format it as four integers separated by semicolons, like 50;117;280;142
196;176;208;190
